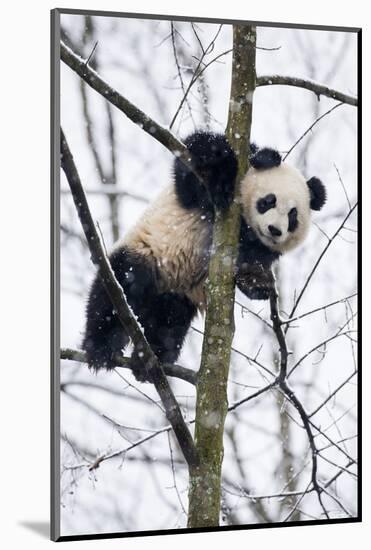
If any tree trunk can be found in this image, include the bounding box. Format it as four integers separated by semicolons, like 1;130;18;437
187;24;256;528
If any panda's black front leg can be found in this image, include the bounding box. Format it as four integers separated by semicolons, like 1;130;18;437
236;218;280;301
174;132;238;212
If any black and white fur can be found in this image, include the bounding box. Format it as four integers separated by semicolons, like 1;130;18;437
82;131;326;378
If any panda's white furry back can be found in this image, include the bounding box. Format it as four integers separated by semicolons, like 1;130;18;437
83;131;326;380
115;185;212;311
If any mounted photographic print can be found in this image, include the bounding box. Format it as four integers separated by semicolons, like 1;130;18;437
51;8;361;542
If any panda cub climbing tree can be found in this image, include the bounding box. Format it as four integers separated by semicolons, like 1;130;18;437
83;131;326;380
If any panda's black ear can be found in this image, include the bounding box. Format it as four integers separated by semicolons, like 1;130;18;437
307;176;326;211
249;146;281;170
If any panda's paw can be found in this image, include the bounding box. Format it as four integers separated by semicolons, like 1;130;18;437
212;181;234;211
236;263;274;301
245;285;272;301
130;354;154;383
131;368;152;383
85;349;118;372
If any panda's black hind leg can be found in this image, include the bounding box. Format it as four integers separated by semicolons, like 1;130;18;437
82;247;154;372
83;319;129;371
83;248;197;381
82;273;130;371
130;291;197;382
144;292;196;361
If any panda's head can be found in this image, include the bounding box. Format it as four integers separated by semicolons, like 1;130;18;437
241;148;326;253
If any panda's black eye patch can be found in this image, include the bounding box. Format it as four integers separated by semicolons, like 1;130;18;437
288;207;298;232
256;193;276;214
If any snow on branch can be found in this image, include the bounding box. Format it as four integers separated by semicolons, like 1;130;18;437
60;128;198;469
257;75;358;107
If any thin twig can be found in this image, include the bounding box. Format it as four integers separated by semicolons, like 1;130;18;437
60;41;203;183
280;293;357;326
167;432;187;515
85;40;98;66
270;287;289;381
60;186;148;202
283;102;344;161
169;24;224;129
228;382;276;412
289;313;357;376
309;370;357;418
191;325;275;377
235;299;273;329
334;164;352;212
280;381;330;518
269;285;330;519
286;203;358;330
311;418;357;464
318;453;357;480
170;22;196;130
323;459;356;491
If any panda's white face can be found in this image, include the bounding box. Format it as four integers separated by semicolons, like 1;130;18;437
241;163;312;253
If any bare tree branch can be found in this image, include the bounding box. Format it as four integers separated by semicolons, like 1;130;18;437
228;382;276;412
170;22;196;130
280;293;357;326
269;285;330;519
235;299;273;329
286;203;358;329
334;163;352;212
169;24;224;129
311;418;357;465
61;347;197;386
191;325;275;377
61;186;148;202
257;75;357;107
60;41;202;182
289;317;357;377
283;102;344;161
67;424;174;472
323;459;356;491
167;432;187;515
279;382;329;518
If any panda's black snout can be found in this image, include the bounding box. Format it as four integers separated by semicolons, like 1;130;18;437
268;225;282;237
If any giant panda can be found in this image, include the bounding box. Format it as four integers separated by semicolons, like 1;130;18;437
82;131;326;380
